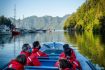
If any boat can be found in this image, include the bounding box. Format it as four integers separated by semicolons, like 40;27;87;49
3;42;96;70
11;28;20;35
28;30;37;33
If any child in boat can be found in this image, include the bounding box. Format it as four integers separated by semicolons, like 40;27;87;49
59;59;72;70
55;44;82;70
20;43;41;66
8;54;26;70
31;41;48;57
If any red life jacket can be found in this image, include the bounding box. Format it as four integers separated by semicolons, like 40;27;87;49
55;48;81;70
54;60;59;67
20;51;31;58
70;59;81;70
32;48;48;57
55;59;81;70
59;48;76;60
8;60;24;70
27;53;41;66
55;48;76;67
20;51;41;66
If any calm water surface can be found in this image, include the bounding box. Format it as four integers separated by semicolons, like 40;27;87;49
0;31;105;69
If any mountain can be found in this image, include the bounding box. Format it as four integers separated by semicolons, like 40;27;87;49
10;15;70;30
64;0;105;33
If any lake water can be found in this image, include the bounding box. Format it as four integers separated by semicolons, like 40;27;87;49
0;30;105;69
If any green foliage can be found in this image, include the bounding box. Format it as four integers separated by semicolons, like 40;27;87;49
99;16;105;33
64;13;76;30
0;16;12;28
64;0;105;33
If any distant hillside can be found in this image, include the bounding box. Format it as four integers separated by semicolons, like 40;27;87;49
10;15;69;30
64;0;105;33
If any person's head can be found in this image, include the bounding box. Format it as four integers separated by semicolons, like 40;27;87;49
59;59;72;70
63;44;71;58
16;54;27;65
22;43;32;53
33;41;41;49
63;44;70;51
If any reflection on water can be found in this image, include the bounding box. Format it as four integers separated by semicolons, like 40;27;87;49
64;31;105;69
0;31;66;69
0;31;105;69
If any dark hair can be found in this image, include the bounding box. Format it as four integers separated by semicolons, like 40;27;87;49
63;44;71;57
59;59;72;69
33;41;40;48
22;43;29;52
16;54;26;65
63;44;70;51
64;48;71;57
5;68;15;70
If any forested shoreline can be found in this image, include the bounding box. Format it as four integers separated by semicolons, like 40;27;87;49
64;0;105;34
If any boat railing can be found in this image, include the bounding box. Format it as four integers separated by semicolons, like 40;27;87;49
86;61;97;70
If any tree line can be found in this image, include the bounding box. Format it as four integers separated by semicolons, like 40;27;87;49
64;0;105;34
0;16;15;29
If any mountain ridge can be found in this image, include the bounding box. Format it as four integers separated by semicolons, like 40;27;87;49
10;14;70;30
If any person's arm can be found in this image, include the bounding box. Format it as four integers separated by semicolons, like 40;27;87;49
42;52;48;57
77;61;82;70
39;51;48;57
32;57;41;66
54;61;59;67
59;52;66;59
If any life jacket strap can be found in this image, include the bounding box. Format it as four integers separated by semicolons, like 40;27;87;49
9;64;12;68
73;61;78;66
28;57;32;62
37;52;40;56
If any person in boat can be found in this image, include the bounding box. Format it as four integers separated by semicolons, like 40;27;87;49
59;59;72;70
31;41;48;57
64;48;81;70
8;54;26;70
20;43;32;58
59;44;76;60
20;43;41;66
55;44;82;70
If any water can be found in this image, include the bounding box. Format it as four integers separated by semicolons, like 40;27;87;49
0;31;105;69
64;31;105;70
